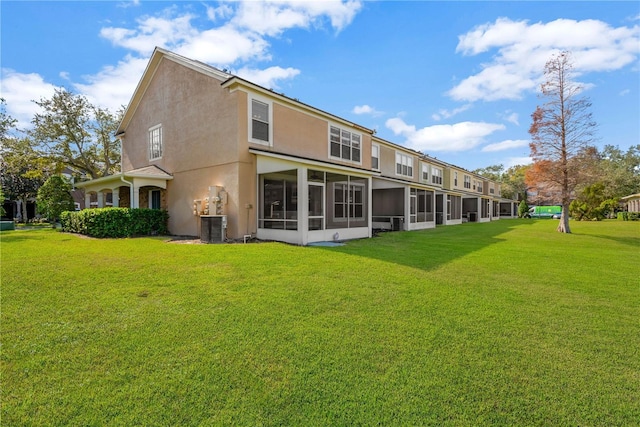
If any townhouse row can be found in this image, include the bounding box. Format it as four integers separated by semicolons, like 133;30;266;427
78;48;518;245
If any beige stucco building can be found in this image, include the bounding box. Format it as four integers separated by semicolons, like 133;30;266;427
77;48;518;245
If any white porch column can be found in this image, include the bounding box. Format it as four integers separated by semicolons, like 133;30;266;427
132;186;140;208
404;186;410;231
85;193;92;209
112;188;120;207
299;167;308;246
97;192;105;208
441;193;448;224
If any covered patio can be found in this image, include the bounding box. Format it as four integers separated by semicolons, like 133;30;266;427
76;166;173;210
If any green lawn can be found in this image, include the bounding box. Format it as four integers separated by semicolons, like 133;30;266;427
2;220;639;426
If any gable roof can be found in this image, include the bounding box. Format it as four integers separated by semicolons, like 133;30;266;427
116;47;373;137
116;47;231;135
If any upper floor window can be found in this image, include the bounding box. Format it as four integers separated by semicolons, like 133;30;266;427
421;163;429;182
149;124;163;160
431;167;443;185
478;181;483;192
464;175;471;189
251;99;270;144
371;144;380;170
454;171;458;186
330;125;361;163
395;152;413;177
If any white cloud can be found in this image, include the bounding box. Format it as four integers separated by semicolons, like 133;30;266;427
231;0;362;36
505;112;519;126
100;11;196;57
0;69;57;128
450;17;640;102
504;156;533;168
619;89;631;96
353;104;383;117
481;139;529;152
431;103;472;121
498;111;519;126
100;2;362;63
235;66;301;89
2;2;363;125
386;117;505;152
73;55;150;113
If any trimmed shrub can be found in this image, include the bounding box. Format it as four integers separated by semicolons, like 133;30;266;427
617;212;640;221
61;208;169;238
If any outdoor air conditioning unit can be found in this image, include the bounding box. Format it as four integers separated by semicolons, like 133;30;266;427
200;215;227;243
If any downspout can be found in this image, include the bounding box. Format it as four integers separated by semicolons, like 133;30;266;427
120;175;135;208
115;132;135;208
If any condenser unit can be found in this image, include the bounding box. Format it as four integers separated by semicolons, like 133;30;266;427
200;215;227;243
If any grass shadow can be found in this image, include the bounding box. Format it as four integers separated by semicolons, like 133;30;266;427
322;219;535;272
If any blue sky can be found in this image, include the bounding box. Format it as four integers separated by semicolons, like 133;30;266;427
2;1;639;171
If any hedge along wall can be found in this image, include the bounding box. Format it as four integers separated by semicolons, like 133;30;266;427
617;212;640;221
60;208;169;238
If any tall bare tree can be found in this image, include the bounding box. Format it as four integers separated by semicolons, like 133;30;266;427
529;51;597;233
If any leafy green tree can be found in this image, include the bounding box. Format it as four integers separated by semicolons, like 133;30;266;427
0;187;6;218
473;164;503;182
569;183;606;221
1;99;50;221
473;164;531;201
598;144;640;198
518;200;529;218
30;88;122;179
37;175;75;226
529;51;597;233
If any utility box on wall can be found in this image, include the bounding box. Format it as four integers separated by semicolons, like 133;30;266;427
200;215;227;243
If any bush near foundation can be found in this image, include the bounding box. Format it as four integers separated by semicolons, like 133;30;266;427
60;208;169;237
617;212;639;221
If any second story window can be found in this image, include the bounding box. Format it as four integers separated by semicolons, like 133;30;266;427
421;163;429;182
371;144;380;170
395;152;413;177
149;124;163;160
454;172;458;186
251;99;270;144
431;167;443;185
464;175;471;189
330;125;361;163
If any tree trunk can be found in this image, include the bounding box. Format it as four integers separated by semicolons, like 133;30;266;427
557;203;571;233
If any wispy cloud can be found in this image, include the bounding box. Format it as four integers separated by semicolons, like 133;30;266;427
431;104;472;121
449;17;640;102
0;68;56;128
386;117;505;152
353;104;384;117
5;1;364;124
481;139;529;152
504;156;533;168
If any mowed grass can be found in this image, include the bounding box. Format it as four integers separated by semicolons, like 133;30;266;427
2;219;638;426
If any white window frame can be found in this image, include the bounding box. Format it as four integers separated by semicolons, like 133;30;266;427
454;171;458;187
333;181;365;222
421;163;429;182
148;124;163;161
149;189;161;209
395;152;413;178
328;124;362;164
371;143;380;171
431;167;443;185
464;175;471;189
249;95;273;146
